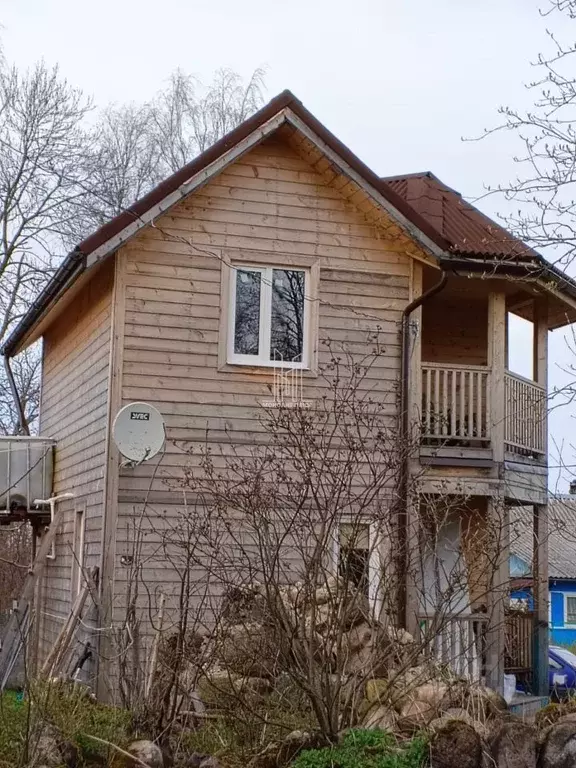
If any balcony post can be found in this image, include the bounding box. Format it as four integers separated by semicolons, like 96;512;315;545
405;263;422;635
533;502;549;696
485;497;509;694
533;298;548;458
488;293;506;461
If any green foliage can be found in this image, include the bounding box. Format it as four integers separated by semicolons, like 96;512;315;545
0;690;29;767
292;729;428;768
0;684;131;766
181;678;316;768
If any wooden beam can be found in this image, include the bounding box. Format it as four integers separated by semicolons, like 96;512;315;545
485;497;509;694
488;293;506;464
533;503;549;696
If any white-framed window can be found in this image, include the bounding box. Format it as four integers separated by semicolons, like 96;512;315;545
566;594;576;625
227;265;310;368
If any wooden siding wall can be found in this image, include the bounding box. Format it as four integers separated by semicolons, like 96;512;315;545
108;135;421;684
422;296;488;366
35;261;114;668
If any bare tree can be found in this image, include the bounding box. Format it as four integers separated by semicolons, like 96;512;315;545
481;0;576;267
73;68;266;240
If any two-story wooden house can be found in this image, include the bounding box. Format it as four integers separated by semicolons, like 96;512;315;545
2;90;575;700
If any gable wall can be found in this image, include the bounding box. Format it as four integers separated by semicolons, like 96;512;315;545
35;259;115;670
104;135;423;700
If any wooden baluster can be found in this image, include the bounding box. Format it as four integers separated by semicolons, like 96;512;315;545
460;370;465;437
425;369;431;436
451;370;457;437
468;371;473;438
434;368;440;437
442;369;448;436
476;372;482;439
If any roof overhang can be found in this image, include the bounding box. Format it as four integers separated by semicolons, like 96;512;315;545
441;256;576;330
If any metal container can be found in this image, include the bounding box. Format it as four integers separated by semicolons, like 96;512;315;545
0;436;55;512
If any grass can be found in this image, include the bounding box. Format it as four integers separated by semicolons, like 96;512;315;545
0;689;28;767
292;729;429;768
0;684;131;767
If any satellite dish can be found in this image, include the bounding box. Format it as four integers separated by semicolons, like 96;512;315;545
112;402;165;463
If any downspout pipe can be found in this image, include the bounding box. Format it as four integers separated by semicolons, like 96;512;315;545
397;268;448;628
3;353;30;436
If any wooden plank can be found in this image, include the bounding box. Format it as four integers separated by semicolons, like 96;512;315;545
488;293;506;462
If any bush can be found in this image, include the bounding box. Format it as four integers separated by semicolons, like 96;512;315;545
292;729;428;768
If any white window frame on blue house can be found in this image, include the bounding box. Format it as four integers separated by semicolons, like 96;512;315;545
565;593;576;625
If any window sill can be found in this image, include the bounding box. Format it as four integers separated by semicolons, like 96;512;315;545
218;361;319;377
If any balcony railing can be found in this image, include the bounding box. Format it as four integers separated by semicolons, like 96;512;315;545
416;614;487;682
421;363;490;444
421;364;546;457
504;371;546;456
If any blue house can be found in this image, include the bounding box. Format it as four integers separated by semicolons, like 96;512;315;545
511;499;576;646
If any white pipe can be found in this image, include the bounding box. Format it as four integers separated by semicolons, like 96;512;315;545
33;493;74;560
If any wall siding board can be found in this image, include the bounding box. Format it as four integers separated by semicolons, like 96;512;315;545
35;260;114;668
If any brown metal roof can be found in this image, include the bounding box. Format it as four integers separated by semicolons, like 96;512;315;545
511;500;576;580
383;172;536;261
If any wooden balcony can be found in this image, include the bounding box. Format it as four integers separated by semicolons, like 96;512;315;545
421;363;546;459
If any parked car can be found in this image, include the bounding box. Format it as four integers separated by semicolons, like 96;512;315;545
550;645;576;697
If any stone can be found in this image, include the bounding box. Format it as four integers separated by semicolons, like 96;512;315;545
429;720;483;768
413;680;448;709
540;721;576;768
386;626;415;646
31;726;78;768
126;740;164;768
314;578;338;606
488;722;537;768
365;678;389;704
362;703;397;731
346;622;373;653
429;709;476;731
398;698;436;731
198;759;221;768
186;755;210;768
32;732;64;768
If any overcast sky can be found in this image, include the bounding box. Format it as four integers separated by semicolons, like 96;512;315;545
2;0;574;490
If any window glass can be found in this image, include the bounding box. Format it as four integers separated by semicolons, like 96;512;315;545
567;596;576;625
234;270;261;355
339;524;370;595
270;269;305;363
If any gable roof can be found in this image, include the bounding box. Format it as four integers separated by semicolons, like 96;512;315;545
1;90;450;356
4;92;576;356
510;499;576;581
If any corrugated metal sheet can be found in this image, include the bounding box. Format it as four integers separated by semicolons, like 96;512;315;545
510;499;576;580
383;172;536;261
